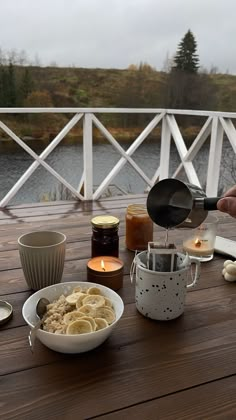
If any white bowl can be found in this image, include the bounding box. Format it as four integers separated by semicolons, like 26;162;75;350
22;281;124;354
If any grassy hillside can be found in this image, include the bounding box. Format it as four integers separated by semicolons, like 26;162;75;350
27;65;166;108
25;65;236;110
1;65;236;143
210;73;236;110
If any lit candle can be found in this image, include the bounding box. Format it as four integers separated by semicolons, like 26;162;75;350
182;216;217;262
87;256;124;290
183;237;214;257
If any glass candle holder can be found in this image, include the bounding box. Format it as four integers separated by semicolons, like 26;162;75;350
126;204;153;251
182;215;218;262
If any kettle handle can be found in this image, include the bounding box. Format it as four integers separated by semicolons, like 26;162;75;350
204;197;221;210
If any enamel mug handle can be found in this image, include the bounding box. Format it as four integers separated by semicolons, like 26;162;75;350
187;257;201;289
130;257;136;284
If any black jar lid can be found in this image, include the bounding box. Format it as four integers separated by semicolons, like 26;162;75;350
91;215;119;229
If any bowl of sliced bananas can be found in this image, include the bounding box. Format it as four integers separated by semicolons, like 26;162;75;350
22;281;124;353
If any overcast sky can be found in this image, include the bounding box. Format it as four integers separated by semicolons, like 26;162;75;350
0;0;235;74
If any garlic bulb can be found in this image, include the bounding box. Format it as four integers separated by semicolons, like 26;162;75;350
222;260;236;281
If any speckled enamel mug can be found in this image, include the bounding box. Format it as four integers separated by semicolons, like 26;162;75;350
18;231;66;291
133;251;200;321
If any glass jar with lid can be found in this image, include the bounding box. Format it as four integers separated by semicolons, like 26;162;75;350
126;204;153;251
91;215;120;258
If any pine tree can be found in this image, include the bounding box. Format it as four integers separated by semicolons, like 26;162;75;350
1;62;18;106
19;68;33;105
0;67;11;106
173;30;199;73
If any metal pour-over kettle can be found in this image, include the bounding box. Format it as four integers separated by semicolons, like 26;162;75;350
146;178;221;229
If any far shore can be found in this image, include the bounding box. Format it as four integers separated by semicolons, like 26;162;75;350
0;125;203;148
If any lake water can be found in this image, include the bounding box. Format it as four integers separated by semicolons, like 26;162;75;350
0;139;235;205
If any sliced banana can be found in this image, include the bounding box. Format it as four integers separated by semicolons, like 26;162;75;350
63;310;85;324
104;297;113;308
43;285;117;334
95;317;108;330
83;294;105;308
103;305;114;311
75;293;87;309
73;286;82;293
79;304;96;317
65;292;83;305
87;286;103;295
95;307;116;324
66;319;93;334
80;316;96;331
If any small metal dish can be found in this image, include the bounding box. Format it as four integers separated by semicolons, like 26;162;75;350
0;300;13;325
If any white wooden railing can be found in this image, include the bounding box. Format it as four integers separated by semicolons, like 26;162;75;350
0;108;236;208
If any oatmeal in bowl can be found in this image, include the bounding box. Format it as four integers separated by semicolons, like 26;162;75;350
42;285;116;335
22;281;124;353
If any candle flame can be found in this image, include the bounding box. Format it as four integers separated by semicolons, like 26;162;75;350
101;259;106;271
195;238;202;248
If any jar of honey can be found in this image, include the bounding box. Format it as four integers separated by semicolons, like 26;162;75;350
126;204;153;251
91;215;119;258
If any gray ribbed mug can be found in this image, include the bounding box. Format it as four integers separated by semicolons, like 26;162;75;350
18;231;66;291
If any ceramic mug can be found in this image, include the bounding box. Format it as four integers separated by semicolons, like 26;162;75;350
132;251;200;321
18;231;66;291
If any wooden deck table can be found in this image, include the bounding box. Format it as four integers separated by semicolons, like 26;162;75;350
1;195;236;420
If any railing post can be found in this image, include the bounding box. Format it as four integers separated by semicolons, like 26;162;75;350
82;113;93;200
206;116;224;196
166;114;201;186
160;114;171;179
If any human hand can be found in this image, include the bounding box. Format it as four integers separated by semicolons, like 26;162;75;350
217;185;236;218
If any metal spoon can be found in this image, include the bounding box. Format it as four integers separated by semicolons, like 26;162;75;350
28;297;50;353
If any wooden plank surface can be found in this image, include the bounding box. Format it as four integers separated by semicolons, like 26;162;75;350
0;197;236;419
97;376;236;420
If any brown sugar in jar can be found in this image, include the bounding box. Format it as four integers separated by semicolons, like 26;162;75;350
126;204;153;251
